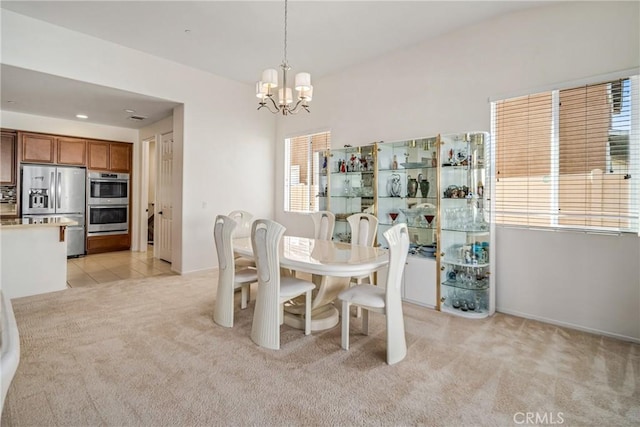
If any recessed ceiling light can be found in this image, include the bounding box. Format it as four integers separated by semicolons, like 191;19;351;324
124;109;136;113
76;114;88;119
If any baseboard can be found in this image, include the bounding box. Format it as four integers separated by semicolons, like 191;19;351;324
496;307;640;344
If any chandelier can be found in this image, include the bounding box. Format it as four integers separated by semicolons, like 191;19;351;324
256;0;312;115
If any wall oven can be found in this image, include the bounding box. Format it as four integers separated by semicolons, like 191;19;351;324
88;172;129;205
87;204;128;236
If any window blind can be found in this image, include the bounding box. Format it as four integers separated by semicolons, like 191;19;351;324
493;76;639;233
285;131;331;213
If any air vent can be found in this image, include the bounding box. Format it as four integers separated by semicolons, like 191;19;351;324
128;115;147;121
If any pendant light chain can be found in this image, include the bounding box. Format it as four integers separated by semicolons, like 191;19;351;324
283;0;288;65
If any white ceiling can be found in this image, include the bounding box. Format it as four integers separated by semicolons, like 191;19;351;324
0;0;552;129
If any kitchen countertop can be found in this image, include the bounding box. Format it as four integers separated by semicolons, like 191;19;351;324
0;217;78;229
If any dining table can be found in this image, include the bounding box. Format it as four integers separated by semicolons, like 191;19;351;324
233;235;389;331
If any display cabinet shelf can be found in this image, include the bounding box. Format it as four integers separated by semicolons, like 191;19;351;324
441;279;489;290
440;303;489;319
441;259;490;269
330;171;374;176
440;227;489;234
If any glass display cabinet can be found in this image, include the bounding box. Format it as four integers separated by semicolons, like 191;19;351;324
438;131;494;318
375;137;439;308
376;137;439;251
325;145;376;242
319;132;493;315
314;149;329;213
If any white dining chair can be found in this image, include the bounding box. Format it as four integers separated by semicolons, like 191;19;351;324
0;291;20;413
338;223;409;365
347;213;378;283
228;210;255;269
250;219;316;350
310;211;335;241
347;213;379;317
228;210;253;238
213;215;258;328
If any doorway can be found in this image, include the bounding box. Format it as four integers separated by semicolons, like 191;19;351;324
137;131;171;264
156;131;173;263
147;138;156;246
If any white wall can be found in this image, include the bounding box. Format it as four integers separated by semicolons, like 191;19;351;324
1;10;276;274
0;110;138;142
496;228;639;341
275;2;640;340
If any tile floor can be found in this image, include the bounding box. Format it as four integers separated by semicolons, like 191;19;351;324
66;246;174;287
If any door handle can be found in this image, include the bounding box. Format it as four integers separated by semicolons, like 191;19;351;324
57;172;62;209
50;171;55;209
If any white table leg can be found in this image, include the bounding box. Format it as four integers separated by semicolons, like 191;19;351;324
283;274;351;331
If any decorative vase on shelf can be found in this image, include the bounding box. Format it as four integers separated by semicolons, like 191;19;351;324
407;175;418;198
420;180;430;198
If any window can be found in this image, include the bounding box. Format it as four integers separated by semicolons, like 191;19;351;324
492;75;639;233
284;131;331;213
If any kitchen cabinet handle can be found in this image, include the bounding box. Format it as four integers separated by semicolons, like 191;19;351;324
159;211;163;215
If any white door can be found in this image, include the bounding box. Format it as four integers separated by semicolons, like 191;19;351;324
156;131;173;262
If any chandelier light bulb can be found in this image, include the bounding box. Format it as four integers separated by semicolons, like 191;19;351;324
256;81;266;99
279;87;293;106
262;69;278;88
294;72;311;91
299;85;313;101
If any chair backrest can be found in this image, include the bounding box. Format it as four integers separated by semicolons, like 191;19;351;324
250;219;286;347
382;223;410;303
214;215;237;281
228;210;254;238
347;213;378;246
311;211;335;241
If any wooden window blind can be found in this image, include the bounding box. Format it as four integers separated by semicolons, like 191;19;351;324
285;131;331;213
493;76;639;233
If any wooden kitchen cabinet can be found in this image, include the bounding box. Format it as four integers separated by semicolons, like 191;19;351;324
57;137;87;165
21;132;56;163
87;140;110;170
110;143;132;172
20;133;88;166
88;140;132;173
1;130;17;185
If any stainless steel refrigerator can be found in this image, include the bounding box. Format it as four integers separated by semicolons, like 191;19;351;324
21;164;86;257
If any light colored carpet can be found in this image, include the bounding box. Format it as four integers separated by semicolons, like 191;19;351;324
1;271;638;426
